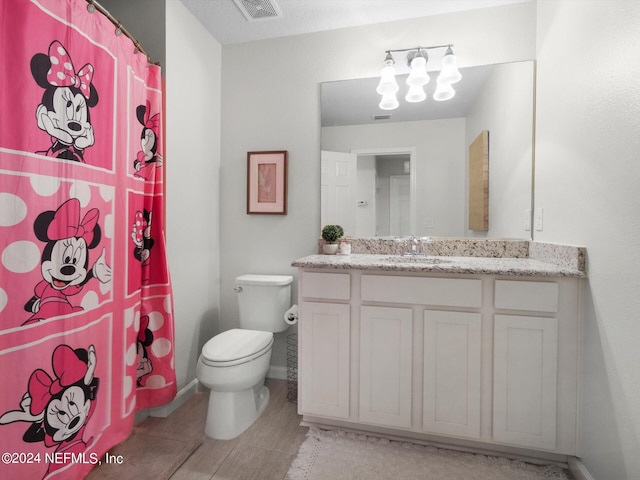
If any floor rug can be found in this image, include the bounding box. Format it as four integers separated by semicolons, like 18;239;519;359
286;428;570;480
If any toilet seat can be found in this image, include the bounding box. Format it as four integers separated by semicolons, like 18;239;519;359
201;329;273;367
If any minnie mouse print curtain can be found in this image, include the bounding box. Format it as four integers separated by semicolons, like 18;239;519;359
0;1;176;478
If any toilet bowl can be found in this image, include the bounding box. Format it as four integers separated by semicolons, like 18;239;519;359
196;328;274;440
196;274;293;440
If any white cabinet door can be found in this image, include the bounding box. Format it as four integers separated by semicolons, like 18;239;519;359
299;302;350;419
493;315;558;450
423;311;481;439
359;306;412;428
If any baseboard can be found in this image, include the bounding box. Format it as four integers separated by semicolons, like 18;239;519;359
268;365;287;380
301;415;571;468
133;409;150;425
149;378;199;418
568;457;597;480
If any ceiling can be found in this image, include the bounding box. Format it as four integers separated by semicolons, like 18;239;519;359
179;0;532;46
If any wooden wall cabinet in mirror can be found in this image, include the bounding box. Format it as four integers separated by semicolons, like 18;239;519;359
469;130;489;231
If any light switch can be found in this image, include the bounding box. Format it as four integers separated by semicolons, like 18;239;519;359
524;209;531;231
535;208;543;231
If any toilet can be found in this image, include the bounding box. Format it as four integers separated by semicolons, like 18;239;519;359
196;274;293;440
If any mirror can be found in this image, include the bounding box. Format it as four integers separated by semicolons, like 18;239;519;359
321;61;535;239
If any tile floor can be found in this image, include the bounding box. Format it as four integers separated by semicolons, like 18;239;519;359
86;379;307;480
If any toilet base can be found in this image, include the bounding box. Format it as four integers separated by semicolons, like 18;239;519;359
204;383;270;440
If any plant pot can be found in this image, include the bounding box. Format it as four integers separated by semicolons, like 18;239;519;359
323;243;339;255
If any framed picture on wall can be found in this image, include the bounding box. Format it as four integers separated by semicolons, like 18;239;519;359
247;150;288;214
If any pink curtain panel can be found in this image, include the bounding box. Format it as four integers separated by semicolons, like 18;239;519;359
0;1;176;478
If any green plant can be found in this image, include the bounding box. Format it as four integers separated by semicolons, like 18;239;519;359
321;224;344;243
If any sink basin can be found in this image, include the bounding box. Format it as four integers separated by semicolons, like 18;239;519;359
381;256;451;264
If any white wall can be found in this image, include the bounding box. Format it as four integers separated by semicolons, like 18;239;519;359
166;0;221;389
323;119;466;237
220;2;536;372
465;61;534;237
535;1;640;478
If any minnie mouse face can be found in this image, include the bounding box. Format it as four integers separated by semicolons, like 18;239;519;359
132;209;154;264
46;87;92;140
31;41;98;162
133;102;162;178
0;344;99;454
141;127;157;162
34;199;101;291
136;342;153;381
45;385;91;443
43;237;89;290
23;199;112;324
136;316;154;386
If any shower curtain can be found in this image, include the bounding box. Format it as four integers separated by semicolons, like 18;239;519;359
0;1;176;478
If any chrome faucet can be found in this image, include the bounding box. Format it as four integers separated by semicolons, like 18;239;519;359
400;236;433;257
403;236;430;257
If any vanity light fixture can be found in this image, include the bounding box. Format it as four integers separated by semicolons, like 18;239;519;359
377;45;461;110
433;82;456;102
405;50;429;103
438;46;462;84
376;52;400;110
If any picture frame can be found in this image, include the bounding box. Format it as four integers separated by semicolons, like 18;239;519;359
246;150;288;214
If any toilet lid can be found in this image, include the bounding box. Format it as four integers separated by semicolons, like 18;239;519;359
236;274;293;286
201;329;273;366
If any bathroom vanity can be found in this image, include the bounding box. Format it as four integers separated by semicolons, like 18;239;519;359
293;239;586;461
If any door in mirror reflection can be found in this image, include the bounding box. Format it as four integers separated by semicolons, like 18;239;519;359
389;174;411;236
321;150;357;234
322;150;415;237
376;155;411;236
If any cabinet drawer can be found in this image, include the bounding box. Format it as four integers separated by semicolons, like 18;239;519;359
494;280;558;313
361;275;481;308
302;272;350;300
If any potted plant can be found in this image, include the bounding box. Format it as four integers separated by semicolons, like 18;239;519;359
321;224;344;254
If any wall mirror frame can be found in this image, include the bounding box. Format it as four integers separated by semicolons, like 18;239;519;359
320;60;536;240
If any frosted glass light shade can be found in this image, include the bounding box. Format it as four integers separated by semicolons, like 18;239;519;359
405;85;426;103
376;64;399;95
433;82;455;101
379;93;399;110
437;51;462;85
406;56;429;87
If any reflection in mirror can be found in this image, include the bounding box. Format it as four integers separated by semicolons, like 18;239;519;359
322;148;415;237
369;153;411;236
321;61;535;239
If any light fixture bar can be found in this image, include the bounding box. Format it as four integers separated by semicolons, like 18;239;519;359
376;44;461;110
384;44;453;55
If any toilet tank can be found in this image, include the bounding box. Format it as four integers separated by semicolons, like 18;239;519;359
236;274;293;333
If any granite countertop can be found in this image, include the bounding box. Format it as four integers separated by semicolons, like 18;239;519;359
291;254;587;278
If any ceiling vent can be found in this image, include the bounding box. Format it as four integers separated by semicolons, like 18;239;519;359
233;0;282;21
372;114;392;121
